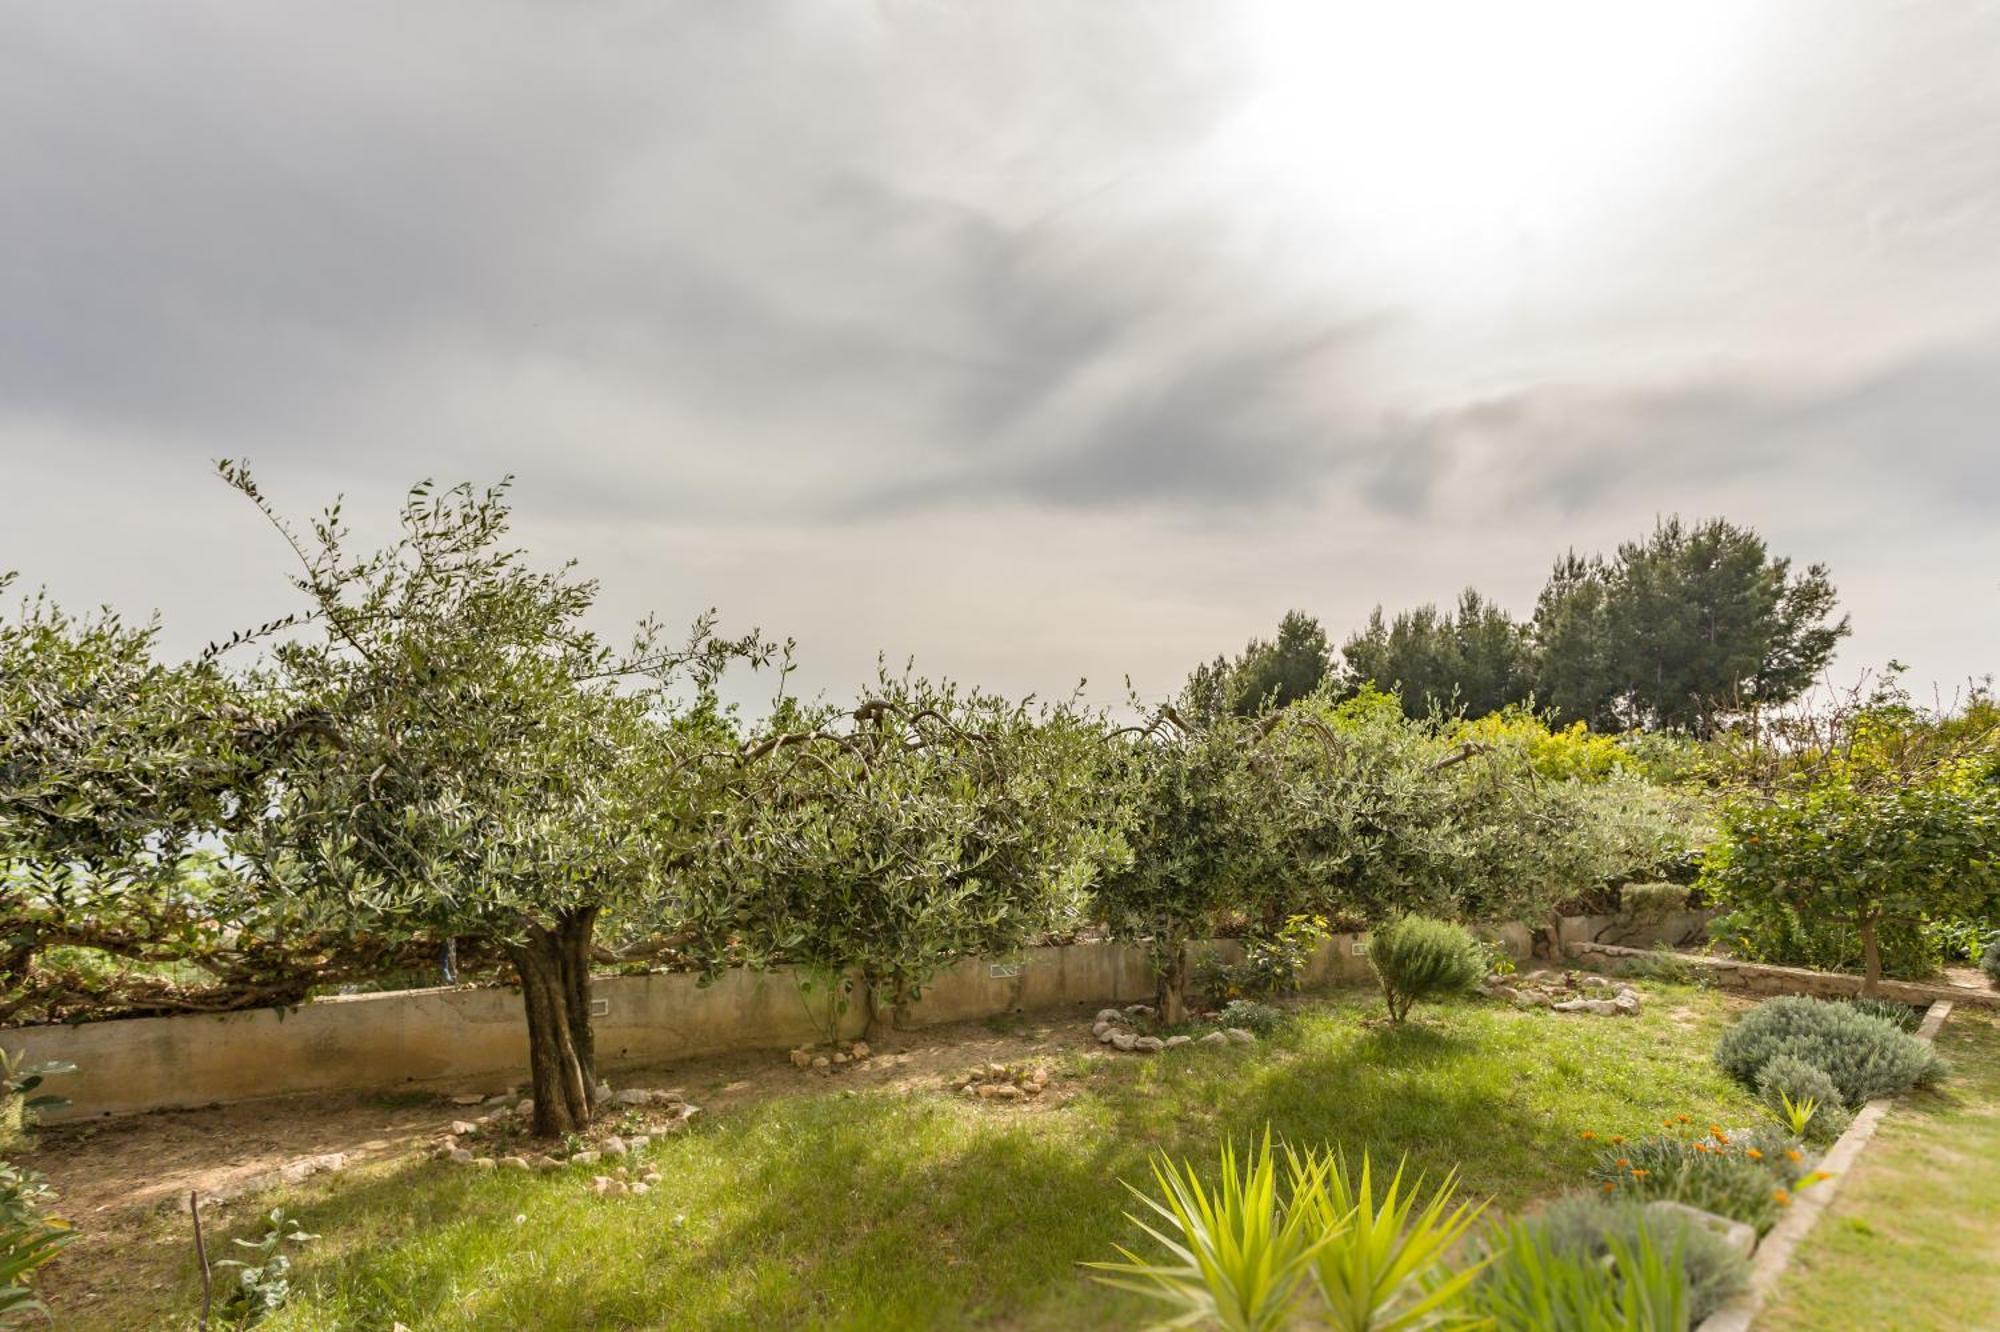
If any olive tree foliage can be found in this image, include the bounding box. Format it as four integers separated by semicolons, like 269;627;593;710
690;674;1113;1039
0;579;432;1025
218;465;771;1135
1093;706;1281;1023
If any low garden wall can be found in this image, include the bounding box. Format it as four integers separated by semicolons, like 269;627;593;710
1569;941;2000;1010
13;910;1710;1122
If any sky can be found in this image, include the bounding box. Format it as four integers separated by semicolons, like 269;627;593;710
3;1;1997;713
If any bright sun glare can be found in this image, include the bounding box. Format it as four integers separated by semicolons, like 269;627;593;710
1217;1;1770;295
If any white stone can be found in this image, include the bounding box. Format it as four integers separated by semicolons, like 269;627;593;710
628;1135;651;1152
1095;1008;1125;1024
500;1156;531;1171
448;1148;476;1165
1224;1028;1256;1044
602;1135;628;1156
1198;1031;1230;1046
571;1150;601;1165
1132;1036;1166;1052
613;1088;653;1107
1163;1035;1193;1049
1110;1032;1139;1051
451;1120;480;1136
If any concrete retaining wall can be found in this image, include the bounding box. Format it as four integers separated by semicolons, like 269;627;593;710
10;911;1709;1122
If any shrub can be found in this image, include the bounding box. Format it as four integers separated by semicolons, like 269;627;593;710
1368;915;1485;1023
1529;1192;1749;1322
1716;996;1948;1108
1194;915;1330;1007
1839;997;1923;1033
1472;1215;1688;1330
1755;1057;1852;1143
1981;932;2000;987
1588;1123;1819;1234
0;1160;73;1322
1619;881;1692;918
1213;999;1289;1037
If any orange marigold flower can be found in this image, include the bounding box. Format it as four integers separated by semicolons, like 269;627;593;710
1609;1135;1625;1145
1601;1182;1616;1193
1580;1131;1597;1141
1746;1148;1764;1160
1616;1159;1631;1168
1677;1114;1693;1124
1773;1189;1791;1205
1786;1149;1803;1163
1630;1168;1650;1178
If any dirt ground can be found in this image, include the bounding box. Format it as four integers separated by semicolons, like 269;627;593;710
27;1008;1113;1320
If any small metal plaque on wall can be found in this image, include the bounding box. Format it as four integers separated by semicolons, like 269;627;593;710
988;961;1023;979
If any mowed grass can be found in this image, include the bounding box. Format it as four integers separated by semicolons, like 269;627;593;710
1762;1003;2000;1332
74;984;1758;1331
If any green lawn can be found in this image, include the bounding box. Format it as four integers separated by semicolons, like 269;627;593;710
69;984;1760;1330
1762;1003;2000;1332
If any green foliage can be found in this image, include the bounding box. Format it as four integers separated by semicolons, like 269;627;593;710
1341;588;1537;721
1472;1212;1691;1331
1980;931;2000;987
0;1051;72;1152
0;1160;72;1324
1182;611;1334;722
1087;1131;1325;1332
693;675;1112;1031
1839;997;1923;1033
1706;903;1944;983
1754;1057;1851;1143
1286;1149;1489;1331
217;1207;318;1325
1588;1129;1799;1234
1531;517;1849;736
1093;1133;1487;1332
1368;916;1484;1023
1196;915;1330;1005
1526;1193;1748;1323
1716;997;1949;1109
216;465;772;1134
1618;883;1691;918
1212;1000;1289;1037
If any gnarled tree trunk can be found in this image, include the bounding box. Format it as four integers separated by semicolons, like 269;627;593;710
509;906;600;1138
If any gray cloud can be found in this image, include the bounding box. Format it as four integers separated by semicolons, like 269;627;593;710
1;1;1996;705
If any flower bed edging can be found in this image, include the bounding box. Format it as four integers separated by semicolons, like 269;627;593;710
1695;999;1954;1332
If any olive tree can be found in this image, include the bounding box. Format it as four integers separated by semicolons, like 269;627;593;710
221;466;768;1135
0;580;386;1023
693;676;1109;1038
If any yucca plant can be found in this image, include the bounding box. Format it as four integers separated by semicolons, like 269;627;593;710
1289;1150;1490;1331
1088;1130;1332;1331
1776;1090;1819;1138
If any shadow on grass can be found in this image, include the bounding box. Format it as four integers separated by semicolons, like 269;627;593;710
160;995;1744;1330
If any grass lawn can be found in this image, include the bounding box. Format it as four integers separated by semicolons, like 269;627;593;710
1762;1002;2000;1332
60;982;1759;1330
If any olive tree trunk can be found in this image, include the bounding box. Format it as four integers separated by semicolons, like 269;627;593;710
1155;941;1189;1025
508;907;600;1138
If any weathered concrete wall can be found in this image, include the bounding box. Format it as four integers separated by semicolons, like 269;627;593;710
13;914;1704;1123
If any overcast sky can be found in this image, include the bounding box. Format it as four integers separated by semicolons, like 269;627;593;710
3;1;1996;712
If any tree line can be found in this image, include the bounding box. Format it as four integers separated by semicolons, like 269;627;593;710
1184;517;1851;737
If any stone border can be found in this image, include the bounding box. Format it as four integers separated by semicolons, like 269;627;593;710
1695;999;1954;1332
1568;941;2000;1010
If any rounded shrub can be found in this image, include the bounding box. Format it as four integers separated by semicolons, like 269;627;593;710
1368;915;1485;1022
1982;933;2000;988
1716;996;1948;1108
1530;1192;1750;1322
1754;1056;1852;1143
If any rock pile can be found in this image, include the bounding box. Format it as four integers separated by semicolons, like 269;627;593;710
1090;1005;1251;1052
952;1061;1054;1101
789;1039;873;1071
1483;970;1643;1016
436;1083;700;1167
